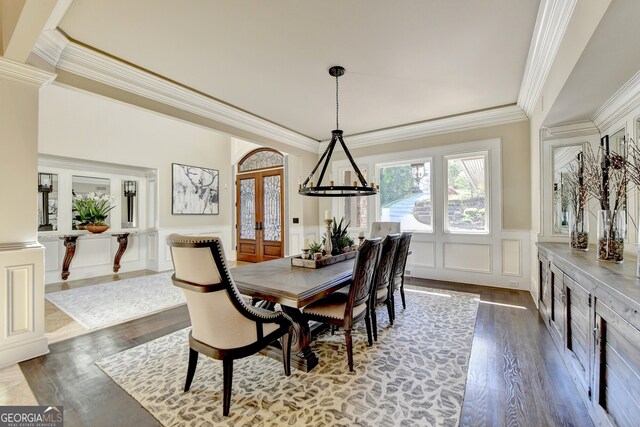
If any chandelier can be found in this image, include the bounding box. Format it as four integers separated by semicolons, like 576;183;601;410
298;66;378;197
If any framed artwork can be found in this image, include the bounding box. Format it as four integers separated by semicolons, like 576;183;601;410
172;163;219;215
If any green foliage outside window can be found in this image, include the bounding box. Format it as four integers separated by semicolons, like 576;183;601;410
379;165;413;207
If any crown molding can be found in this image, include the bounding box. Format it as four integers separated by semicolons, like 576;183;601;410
0;57;56;86
517;0;577;116
541;120;599;141
32;29;69;66
32;30;319;153
591;70;640;133
319;105;527;153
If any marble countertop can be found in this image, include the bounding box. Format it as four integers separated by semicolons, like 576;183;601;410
38;229;154;241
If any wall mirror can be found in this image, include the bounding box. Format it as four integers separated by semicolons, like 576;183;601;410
38;173;58;231
552;144;583;234
121;180;138;228
71;176;111;229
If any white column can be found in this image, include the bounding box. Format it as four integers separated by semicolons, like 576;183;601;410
0;57;55;367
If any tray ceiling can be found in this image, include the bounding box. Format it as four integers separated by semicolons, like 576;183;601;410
58;0;540;141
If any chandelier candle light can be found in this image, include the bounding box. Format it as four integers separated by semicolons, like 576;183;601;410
299;66;378;197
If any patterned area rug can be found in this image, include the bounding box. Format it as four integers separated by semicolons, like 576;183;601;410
46;272;184;329
97;288;479;426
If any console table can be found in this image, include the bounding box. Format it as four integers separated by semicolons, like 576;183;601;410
60;232;130;280
537;243;640;427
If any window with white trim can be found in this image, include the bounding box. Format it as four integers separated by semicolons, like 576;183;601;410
378;159;432;232
444;152;489;233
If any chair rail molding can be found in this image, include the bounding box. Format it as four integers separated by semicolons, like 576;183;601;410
31;30;319;154
591;70;640;133
0;57;56;87
517;0;577;116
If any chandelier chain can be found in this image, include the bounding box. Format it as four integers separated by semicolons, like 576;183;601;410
336;74;339;130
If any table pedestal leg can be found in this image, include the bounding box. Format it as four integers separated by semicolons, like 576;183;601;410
61;236;78;280
257;305;319;372
280;306;318;372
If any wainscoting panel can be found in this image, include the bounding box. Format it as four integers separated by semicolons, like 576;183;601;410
407;241;435;268
443;243;492;273
43;240;58;272
120;235;140;263
0;244;47;367
501;239;521;276
73;237;112;267
7;265;33;336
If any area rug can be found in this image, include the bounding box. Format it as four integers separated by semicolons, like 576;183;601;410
97;288;479;426
45;272;184;329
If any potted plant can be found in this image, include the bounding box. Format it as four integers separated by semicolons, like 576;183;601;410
324;217;352;256
308;242;323;260
72;192;116;233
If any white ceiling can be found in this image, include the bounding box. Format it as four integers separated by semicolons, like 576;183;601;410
544;0;640;127
58;0;540;141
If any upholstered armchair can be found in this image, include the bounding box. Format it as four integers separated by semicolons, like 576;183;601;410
302;238;381;371
369;233;400;341
370;221;401;239
390;232;412;319
166;235;292;416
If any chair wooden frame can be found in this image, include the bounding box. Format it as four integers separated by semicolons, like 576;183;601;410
167;235;292;416
390;232;412;320
369;233;400;341
302;238;381;371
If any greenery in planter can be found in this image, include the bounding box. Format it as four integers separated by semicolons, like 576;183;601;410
323;217;353;255
308;242;323;255
72;192;115;227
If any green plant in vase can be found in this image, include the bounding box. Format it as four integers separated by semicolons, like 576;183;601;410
323;217;351;255
72;192;116;231
308;242;323;256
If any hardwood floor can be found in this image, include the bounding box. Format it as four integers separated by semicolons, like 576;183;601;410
21;276;592;426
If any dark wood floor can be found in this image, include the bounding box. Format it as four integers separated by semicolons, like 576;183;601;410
21;277;592;427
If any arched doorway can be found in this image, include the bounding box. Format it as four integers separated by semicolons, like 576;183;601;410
236;148;285;262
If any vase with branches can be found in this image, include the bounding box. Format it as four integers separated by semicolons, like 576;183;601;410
562;158;589;250
582;137;630;263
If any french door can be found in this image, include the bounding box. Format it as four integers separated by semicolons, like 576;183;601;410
236;169;284;262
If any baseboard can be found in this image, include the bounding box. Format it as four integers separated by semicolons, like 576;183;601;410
0;337;49;368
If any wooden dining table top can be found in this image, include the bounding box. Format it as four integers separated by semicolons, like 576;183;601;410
230;257;355;309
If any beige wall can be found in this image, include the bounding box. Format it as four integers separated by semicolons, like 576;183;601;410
54;70;321;229
0;76;40;243
327;120;531;230
38;83;233;228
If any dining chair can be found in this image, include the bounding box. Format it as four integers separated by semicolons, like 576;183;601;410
302;237;382;371
390;232;412;319
370;221;401;239
369;233;400;341
167;234;292;416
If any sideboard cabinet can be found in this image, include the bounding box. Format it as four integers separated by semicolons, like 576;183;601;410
537;243;640;427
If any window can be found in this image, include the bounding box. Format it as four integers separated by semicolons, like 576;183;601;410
341;169;368;228
445;152;488;233
378;160;432;232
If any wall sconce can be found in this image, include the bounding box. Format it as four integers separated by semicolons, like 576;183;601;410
123;180;137;224
38;173;53;231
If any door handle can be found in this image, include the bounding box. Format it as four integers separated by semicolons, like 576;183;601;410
255;221;260;231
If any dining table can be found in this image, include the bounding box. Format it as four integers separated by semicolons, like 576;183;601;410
230;256;355;372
